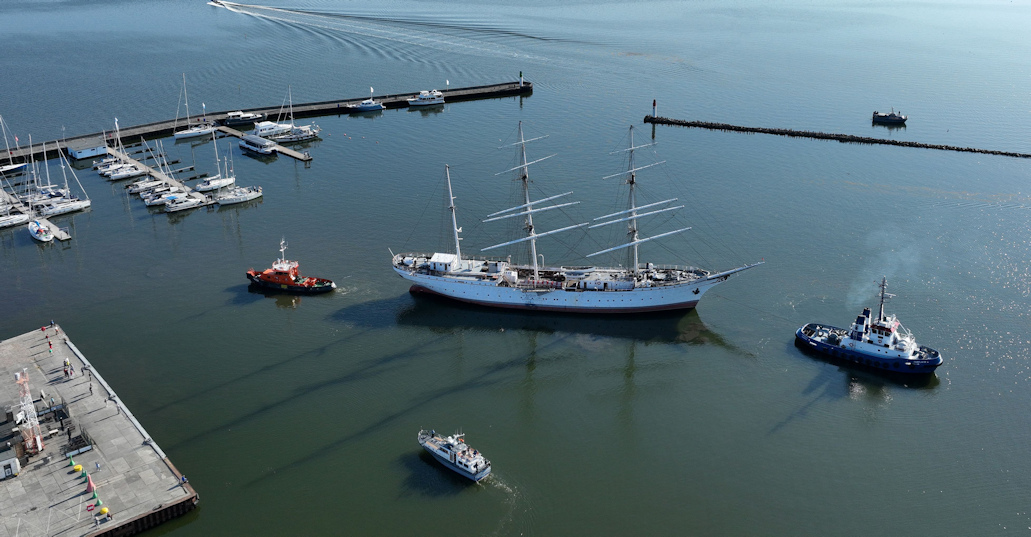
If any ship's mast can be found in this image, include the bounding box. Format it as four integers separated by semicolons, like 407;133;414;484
516;123;543;279
877;276;894;321
445;164;462;261
627;126;640;274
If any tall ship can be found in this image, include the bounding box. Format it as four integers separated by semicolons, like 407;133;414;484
795;277;943;373
417;429;491;482
391;123;762;313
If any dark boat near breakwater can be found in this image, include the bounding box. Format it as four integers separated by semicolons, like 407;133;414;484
872;109;907;124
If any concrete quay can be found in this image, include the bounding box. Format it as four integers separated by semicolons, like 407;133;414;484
0;326;197;537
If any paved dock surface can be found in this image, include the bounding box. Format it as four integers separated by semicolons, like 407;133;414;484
7;81;533;164
216;126;312;161
0;326;197;536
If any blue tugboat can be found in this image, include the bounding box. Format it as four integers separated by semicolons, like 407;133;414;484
418;429;491;481
795;278;943;374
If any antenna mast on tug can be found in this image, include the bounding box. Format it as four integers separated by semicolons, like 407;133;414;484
877;276;895;321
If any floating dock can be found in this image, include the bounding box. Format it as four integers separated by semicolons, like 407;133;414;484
0;325;197;536
9;81;533;164
105;146;215;209
643;115;1031;159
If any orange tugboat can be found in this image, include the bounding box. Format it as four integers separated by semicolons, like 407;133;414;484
246;239;336;294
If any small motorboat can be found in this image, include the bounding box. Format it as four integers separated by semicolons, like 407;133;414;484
407;90;444;107
28;220;54;242
246;238;335;294
348;98;385;112
223;111;266;126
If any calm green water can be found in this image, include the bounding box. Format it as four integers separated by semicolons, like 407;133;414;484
3;0;1031;535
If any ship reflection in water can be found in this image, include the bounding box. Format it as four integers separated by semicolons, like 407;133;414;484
391;293;742;350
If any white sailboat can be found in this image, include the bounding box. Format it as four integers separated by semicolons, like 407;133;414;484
261;86;321;143
37;141;91;217
195;133;236;192
173;74;216;140
391;123;762;313
0;115;26;175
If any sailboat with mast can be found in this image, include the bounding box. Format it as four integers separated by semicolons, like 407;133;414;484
173;73;216;140
391;123;762;313
0;115;26;176
36;141;91;217
263;87;320;143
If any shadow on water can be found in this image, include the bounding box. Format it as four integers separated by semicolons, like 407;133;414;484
770;340;940;434
387;292;746;351
398;451;478;498
224;283;302;308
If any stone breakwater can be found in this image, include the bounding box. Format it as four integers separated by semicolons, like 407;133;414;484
643;115;1031;159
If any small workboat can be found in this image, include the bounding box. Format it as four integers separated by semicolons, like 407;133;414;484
872;109;907;124
407;89;444;107
246;238;335;294
28;220;53;242
417;429;491;482
795;277;943;374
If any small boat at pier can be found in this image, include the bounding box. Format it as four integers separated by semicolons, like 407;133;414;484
173;74;216;139
165;194;206;213
348;87;385;112
239;135;276;155
28;220;53;242
223;110;266;126
795;277;943;374
246;238;335;294
417;429;491;482
407;90;444;107
216;185;262;205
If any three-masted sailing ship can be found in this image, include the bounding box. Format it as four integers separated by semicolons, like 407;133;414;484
391;123;761;313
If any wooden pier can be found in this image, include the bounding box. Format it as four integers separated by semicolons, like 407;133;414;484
8;81;533;164
0;325;198;536
106;146;214;208
216;126;312;161
643;115;1031;159
36;217;72;241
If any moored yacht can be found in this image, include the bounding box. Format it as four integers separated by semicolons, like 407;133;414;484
239;135;276;155
407;89;444;107
216;185;262;205
223;110;266;126
348;87;385;111
28;220;53;242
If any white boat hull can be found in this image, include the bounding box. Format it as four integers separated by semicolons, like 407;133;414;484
28;220;53;242
217;186;262;205
194;174;235;192
174;125;217;139
393;262;740;313
0;213;30;228
38;199;92;217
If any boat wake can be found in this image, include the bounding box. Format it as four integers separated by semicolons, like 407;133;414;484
211;1;558;65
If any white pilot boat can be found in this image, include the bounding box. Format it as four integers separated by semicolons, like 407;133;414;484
795;277;943;374
418;429;491;481
392;123;761;313
407;89;444;107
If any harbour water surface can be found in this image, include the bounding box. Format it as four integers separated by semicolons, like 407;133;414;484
2;0;1031;535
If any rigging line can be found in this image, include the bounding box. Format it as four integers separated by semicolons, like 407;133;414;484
709;293;799;327
402;168;448;251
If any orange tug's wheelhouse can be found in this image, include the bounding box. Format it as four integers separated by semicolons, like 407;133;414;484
246;239;336;294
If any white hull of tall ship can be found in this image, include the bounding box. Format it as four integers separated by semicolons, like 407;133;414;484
38;198;92;217
392;255;758;313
